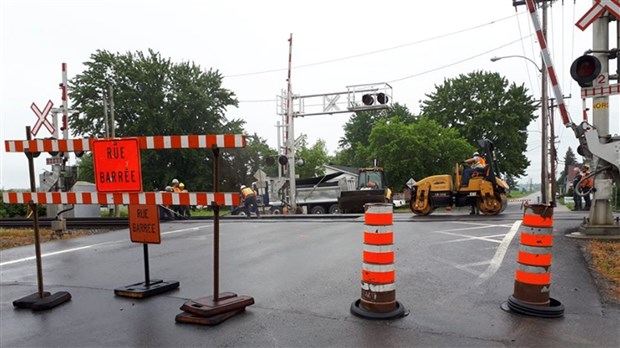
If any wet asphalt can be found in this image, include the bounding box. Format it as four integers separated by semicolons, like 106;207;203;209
1;200;619;347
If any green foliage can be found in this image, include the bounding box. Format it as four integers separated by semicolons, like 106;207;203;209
69;49;239;192
0;192;46;218
220;134;278;189
365;117;473;191
336;103;415;167
557;147;578;194
420;71;536;178
296;137;330;178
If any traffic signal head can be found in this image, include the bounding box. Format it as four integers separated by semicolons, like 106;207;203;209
362;93;390;106
278;155;288;166
570;55;601;87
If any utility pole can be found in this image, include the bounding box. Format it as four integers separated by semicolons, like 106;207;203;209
286;33;297;214
540;1;549;204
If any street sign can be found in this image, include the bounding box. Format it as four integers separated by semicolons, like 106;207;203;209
92;138;142;192
406;178;416;189
581;84;620;98
46;157;64;165
30;100;55;136
129;204;160;244
576;0;620;31
254;169;267;182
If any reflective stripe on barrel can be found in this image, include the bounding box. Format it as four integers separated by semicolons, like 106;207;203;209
513;204;554;305
364;204;393;226
360;203;397;313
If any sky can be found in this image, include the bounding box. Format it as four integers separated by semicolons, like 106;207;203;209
1;0;618;190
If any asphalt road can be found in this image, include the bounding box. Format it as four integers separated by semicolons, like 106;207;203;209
1;201;619;347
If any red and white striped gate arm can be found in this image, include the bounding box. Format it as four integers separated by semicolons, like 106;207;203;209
4;134;246;153
525;0;572;127
2;191;240;206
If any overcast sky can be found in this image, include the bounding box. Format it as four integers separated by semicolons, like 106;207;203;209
1;0;617;190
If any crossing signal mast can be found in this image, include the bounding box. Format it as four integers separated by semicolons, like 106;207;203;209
522;0;619;235
276;35;392;213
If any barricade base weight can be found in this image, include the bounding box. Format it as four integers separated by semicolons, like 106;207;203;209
114;279;180;298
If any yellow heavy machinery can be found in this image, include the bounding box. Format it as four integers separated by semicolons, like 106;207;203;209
338;167;389;213
410;139;509;216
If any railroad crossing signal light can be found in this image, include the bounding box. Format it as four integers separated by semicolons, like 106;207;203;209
570;55;601;87
362;92;390;106
278;155;288;166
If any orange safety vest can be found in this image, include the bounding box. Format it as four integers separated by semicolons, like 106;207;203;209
241;187;255;198
580;171;593;189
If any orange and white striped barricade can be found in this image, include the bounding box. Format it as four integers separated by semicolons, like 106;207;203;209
501;204;564;318
351;203;407;319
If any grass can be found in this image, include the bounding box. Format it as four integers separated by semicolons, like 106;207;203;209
587;240;620;302
0;228;92;250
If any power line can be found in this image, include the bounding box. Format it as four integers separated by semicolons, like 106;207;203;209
225;13;522;78
387;34;534;83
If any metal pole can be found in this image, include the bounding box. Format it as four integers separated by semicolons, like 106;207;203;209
540;2;549;204
277;121;282;179
286;33;297;214
26;127;45;298
109;86;120;217
143;244;150;286
212;147;220;301
549;98;557;206
588;2;615;226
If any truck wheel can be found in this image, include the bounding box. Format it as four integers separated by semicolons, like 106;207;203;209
310;206;326;214
270;207;282;215
328;204;340;214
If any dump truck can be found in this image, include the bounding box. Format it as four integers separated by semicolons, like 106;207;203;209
232;172;352;215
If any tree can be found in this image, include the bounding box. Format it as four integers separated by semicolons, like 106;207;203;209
365;117;473;191
557;146;579;194
336;103;415;167
420;71;536;178
295;137;331;178
69;49;240;191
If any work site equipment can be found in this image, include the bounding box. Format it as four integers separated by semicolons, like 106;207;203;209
351;203;406;320
501;204;564;318
338;167;389;213
410;139;509;216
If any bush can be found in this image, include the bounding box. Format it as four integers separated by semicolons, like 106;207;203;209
0;192;46;218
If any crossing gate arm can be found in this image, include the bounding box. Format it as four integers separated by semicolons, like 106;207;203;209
4;134;246;153
2;191;240;206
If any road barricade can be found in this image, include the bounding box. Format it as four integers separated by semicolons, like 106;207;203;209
351;203;407;319
502;204;564;318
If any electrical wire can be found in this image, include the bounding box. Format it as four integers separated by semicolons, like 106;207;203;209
225;13;523;78
387;35;534;83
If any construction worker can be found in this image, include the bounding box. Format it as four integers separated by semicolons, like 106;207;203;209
240;184;260;218
571;167;583;211
461;152;487;188
179;183;191;220
386;186;393;203
580;164;593;210
171;179;182;219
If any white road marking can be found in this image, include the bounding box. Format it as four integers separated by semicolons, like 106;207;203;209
474;220;521;285
0;225;209;267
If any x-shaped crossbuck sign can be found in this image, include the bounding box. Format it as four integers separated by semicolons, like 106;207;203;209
30;100;55;136
577;0;620;31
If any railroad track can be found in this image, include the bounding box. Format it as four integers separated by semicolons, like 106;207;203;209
0;217;131;229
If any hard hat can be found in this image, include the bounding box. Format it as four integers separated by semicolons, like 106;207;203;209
179;183;185;188
165;186;173;192
473;152;480;156
583;164;590;169
172;179;179;184
240;185;246;189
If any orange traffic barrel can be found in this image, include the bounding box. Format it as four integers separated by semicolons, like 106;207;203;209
351;203;407;319
501;204;564;318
